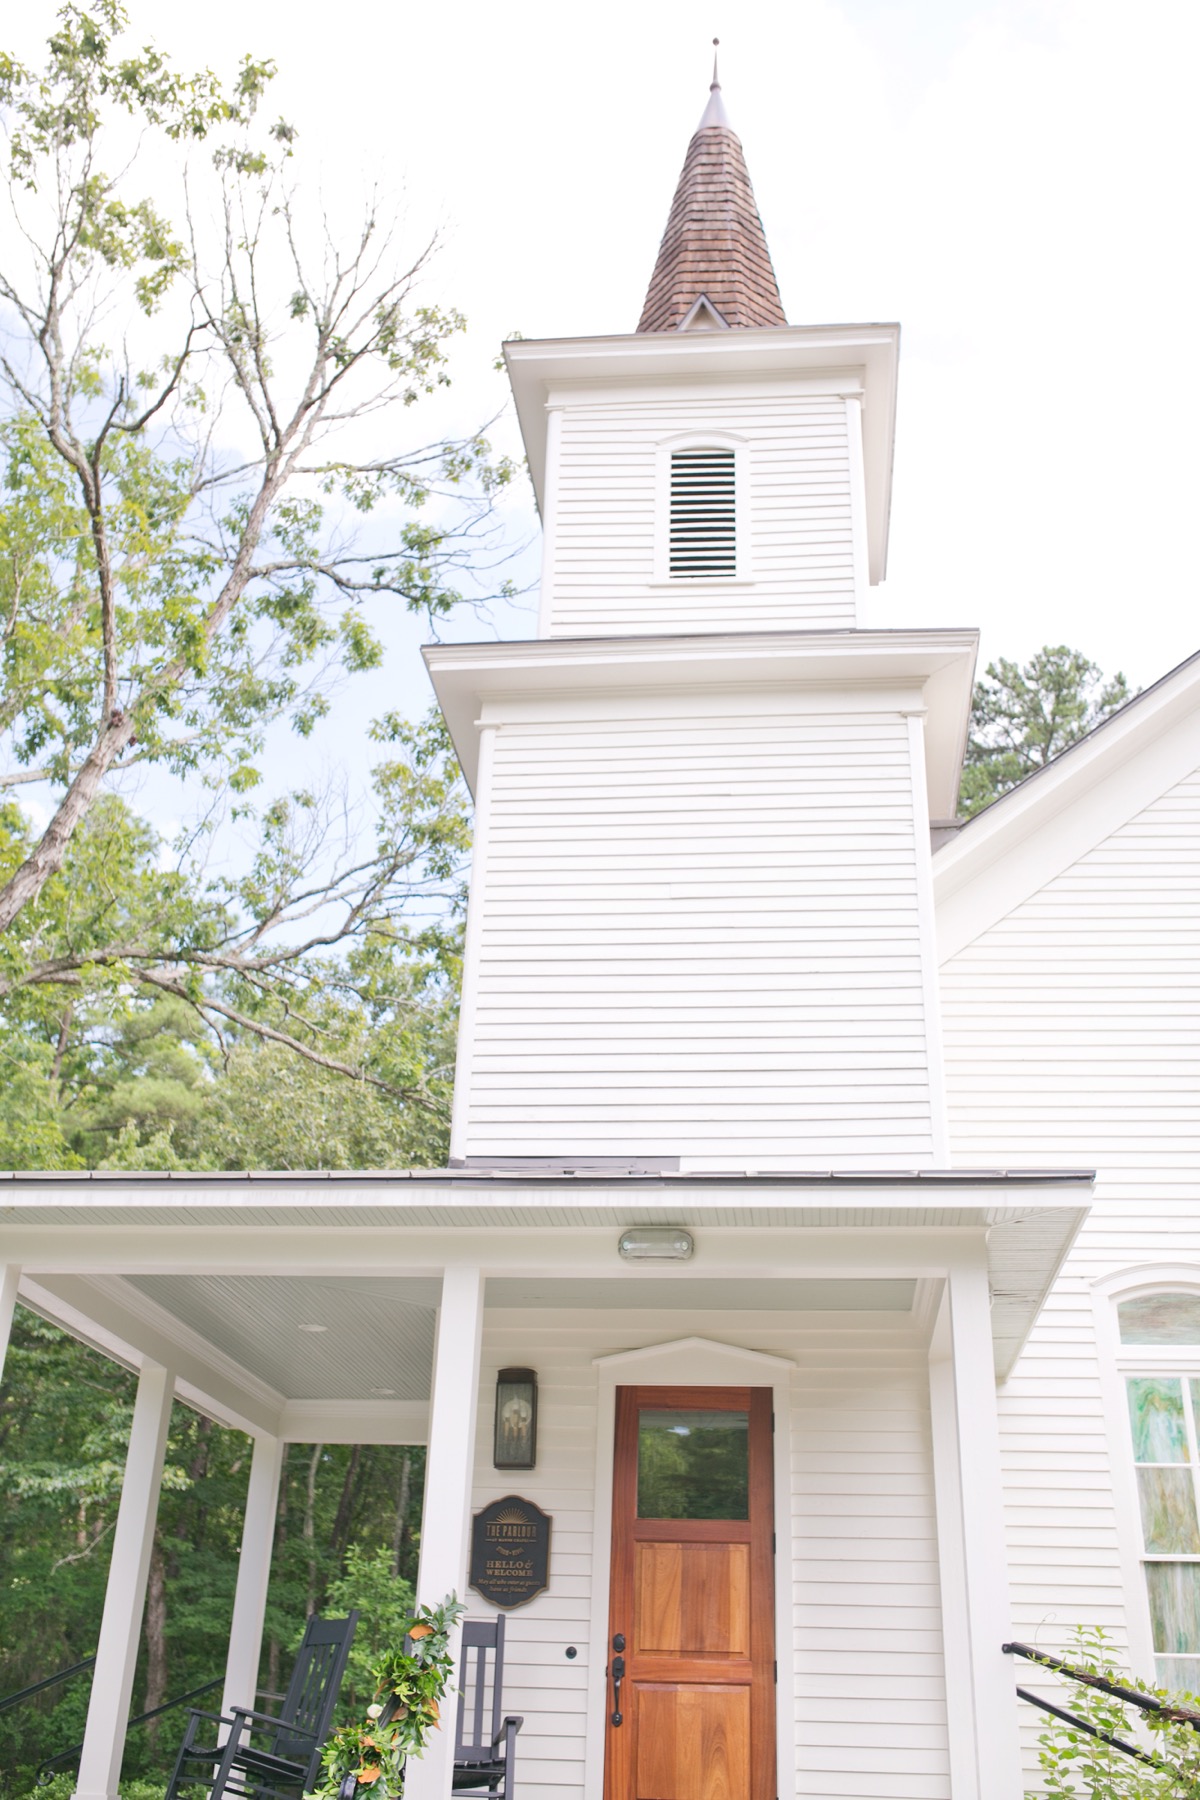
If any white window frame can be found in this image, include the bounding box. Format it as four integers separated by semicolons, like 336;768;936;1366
1093;1267;1200;1686
653;430;753;585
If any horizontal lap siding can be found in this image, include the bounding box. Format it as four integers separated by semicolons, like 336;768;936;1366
547;394;856;636
790;1345;947;1799
939;765;1200;1785
471;1324;598;1800
464;711;937;1168
470;1312;947;1800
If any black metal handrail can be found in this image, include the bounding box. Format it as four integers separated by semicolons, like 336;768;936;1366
35;1676;222;1782
0;1657;97;1717
1004;1639;1200;1774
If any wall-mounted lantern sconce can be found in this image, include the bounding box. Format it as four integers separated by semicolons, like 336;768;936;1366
494;1367;538;1469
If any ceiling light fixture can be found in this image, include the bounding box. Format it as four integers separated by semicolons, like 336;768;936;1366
618;1227;694;1261
298;1322;328;1334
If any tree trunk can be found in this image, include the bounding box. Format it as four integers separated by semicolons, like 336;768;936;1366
328;1445;362;1571
143;1536;169;1746
392;1452;412;1578
304;1444;323;1616
0;719;134;931
268;1453;290;1696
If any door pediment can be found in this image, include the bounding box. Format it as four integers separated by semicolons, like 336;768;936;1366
593;1335;794;1383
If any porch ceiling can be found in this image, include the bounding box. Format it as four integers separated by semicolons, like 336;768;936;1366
126;1274;439;1402
2;1172;1092;1403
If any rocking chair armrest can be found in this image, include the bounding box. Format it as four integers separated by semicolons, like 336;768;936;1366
226;1701;318;1740
176;1706;242;1748
493;1715;524;1748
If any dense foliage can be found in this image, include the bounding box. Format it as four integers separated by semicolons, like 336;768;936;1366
1031;1627;1200;1799
308;1594;465;1798
0;1307;425;1795
959;645;1133;818
0;716;466;1174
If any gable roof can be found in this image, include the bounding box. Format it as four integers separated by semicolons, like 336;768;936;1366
637;78;786;333
933;644;1200;960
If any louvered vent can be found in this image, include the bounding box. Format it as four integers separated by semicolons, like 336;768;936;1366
669;448;736;578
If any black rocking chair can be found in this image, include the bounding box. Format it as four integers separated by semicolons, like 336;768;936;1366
451;1617;523;1798
165;1611;359;1800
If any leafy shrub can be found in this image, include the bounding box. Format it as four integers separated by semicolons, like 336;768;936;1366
1032;1626;1200;1798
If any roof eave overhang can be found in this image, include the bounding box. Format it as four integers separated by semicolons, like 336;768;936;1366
424;626;979;819
934;644;1200;960
504;322;900;584
2;1172;1092;1383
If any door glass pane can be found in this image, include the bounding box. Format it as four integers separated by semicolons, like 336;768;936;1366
1146;1563;1200;1653
1137;1468;1200;1553
637;1409;750;1520
1127;1377;1189;1463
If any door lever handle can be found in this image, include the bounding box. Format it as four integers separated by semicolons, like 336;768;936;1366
610;1653;626;1726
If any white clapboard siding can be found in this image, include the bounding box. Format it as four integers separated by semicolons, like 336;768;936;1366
939;763;1200;1784
463;708;938;1168
545;392;856;636
469;1309;948;1800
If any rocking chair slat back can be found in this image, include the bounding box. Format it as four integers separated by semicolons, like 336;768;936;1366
456;1617;504;1763
271;1612;359;1764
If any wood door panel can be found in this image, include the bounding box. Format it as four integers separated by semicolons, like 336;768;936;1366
605;1385;775;1800
636;1542;750;1656
635;1684;751;1800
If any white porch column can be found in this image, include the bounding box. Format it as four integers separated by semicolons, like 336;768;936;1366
406;1266;486;1800
928;1262;1023;1800
221;1432;285;1716
0;1262;20;1387
74;1358;175;1800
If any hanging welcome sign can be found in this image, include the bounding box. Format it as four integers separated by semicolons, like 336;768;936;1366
469;1495;552;1609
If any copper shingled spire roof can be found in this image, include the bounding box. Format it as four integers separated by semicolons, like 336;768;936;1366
637;45;786;333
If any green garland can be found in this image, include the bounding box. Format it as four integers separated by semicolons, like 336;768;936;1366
306;1594;467;1797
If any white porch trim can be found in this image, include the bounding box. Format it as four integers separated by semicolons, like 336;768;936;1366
222;1433;285;1717
0;1260;19;1386
407;1267;486;1800
74;1358;175;1800
584;1336;798;1800
928;1263;1023;1800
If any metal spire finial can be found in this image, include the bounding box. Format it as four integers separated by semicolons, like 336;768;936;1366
697;39;730;129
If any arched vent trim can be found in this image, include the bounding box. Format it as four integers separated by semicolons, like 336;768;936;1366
669;448;737;578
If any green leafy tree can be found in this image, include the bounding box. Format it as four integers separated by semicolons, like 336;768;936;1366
0;1;510;936
0;1309;427;1794
960;646;1133;818
0;704;467;1153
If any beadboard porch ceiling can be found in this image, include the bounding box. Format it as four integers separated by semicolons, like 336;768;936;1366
3;1173;1092;1427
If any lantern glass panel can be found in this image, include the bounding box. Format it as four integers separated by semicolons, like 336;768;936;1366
494;1370;537;1469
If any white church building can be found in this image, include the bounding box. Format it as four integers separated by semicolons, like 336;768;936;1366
3;70;1200;1800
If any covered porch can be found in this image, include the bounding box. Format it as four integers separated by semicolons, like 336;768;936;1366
0;1168;1090;1800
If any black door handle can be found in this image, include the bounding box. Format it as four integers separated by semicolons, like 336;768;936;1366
610;1653;626;1725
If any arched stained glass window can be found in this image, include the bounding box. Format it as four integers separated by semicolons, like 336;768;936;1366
1120;1294;1200;1346
1120;1292;1200;1693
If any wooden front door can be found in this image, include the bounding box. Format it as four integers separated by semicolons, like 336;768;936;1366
604;1385;775;1800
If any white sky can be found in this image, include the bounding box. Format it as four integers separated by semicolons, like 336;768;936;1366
8;0;1200;842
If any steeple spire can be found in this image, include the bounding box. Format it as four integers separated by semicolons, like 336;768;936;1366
637;47;786;334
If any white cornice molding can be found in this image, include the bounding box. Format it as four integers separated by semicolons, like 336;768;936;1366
278;1399;429;1444
504;322;899;585
423;626;977;818
934;648;1200;961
